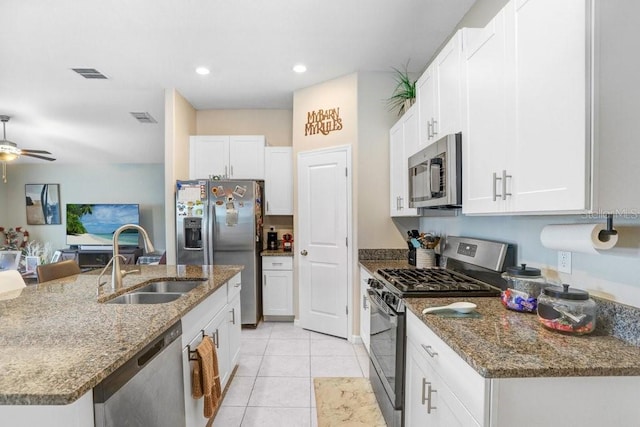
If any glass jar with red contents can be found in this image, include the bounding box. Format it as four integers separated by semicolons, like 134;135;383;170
537;284;596;335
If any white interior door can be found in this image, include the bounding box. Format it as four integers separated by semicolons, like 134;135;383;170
298;147;350;338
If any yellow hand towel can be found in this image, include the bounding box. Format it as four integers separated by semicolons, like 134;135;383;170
194;335;222;419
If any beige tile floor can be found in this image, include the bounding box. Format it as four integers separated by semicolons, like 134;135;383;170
213;321;370;427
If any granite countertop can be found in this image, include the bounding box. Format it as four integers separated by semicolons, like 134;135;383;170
261;249;294;257
0;264;242;405
405;297;640;379
359;258;640;379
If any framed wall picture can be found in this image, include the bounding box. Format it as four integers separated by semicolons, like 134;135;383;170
25;256;40;273
25;184;61;225
0;251;22;271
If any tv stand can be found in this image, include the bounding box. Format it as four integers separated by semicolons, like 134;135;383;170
60;247;142;269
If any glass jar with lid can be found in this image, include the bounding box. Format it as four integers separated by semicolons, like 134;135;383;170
537;284;597;335
500;264;553;313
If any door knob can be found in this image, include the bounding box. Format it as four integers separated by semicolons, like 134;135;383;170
300;250;308;256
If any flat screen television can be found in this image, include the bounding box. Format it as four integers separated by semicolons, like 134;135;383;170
66;204;140;247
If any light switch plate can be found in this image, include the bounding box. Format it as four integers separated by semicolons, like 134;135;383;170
558;251;572;274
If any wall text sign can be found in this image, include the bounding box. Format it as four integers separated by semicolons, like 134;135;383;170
305;108;343;136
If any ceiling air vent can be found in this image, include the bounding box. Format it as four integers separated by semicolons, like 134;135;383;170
130;112;157;124
71;68;108;79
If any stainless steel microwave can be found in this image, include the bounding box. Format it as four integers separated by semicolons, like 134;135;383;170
408;133;462;208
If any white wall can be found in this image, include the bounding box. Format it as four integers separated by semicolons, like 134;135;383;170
1;163;165;253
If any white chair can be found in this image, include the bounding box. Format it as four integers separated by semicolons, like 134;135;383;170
0;270;26;300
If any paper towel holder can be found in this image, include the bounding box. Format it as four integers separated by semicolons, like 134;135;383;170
598;214;618;242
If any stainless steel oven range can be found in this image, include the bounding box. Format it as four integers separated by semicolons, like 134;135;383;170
367;236;515;427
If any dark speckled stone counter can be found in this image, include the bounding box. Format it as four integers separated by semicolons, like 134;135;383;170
359;260;415;275
0;264;242;405
260;249;294;257
405;297;640;379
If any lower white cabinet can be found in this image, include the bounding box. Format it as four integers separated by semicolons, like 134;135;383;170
182;273;242;427
405;311;481;427
359;267;371;353
405;310;640;427
262;256;293;317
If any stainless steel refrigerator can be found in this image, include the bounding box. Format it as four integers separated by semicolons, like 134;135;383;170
175;179;263;326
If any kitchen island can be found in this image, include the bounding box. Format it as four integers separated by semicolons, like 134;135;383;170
0;264;242;424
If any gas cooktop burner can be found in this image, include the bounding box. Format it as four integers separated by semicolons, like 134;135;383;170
376;268;500;297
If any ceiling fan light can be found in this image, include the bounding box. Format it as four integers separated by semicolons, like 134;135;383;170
0;146;20;161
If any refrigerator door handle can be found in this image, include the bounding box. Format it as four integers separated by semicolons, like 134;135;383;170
207;193;215;265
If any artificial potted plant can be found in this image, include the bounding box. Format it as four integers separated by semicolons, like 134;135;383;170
387;64;416;116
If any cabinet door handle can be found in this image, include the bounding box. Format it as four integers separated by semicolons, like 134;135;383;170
502;170;512;200
398;196;403;210
362;294;368;310
224;166;228;178
426;383;437;413
427;120;433;139
230;165;234;177
266;201;270;212
214;329;219;348
421;378;429;405
432;119;438;136
230;308;236;325
492;172;502;201
263;275;267;286
421;344;438;358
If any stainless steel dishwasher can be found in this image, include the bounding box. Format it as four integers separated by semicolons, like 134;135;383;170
94;321;186;427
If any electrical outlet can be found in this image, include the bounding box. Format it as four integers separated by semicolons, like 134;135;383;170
558;251;572;274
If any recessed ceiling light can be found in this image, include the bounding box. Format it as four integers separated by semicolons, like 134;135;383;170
293;64;307;73
195;67;210;75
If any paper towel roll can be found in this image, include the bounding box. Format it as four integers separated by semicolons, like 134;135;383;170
540;224;618;254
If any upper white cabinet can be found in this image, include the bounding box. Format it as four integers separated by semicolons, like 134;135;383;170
264;147;293;215
462;0;589;214
417;31;463;150
189;135;265;180
390;104;419;217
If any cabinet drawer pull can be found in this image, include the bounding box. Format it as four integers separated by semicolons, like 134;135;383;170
272;262;283;266
421;344;438;357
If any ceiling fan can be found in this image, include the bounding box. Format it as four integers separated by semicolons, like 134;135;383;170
0;115;56;183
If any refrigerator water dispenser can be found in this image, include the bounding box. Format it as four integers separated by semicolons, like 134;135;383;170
183;217;202;249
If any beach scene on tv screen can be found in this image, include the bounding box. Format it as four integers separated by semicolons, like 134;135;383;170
66;204;139;246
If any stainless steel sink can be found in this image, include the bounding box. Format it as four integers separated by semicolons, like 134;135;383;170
133;280;206;294
106;293;183;304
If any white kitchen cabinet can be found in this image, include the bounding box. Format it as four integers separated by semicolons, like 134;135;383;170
182;273;242;427
262;256;293;317
417;31;463;150
264;147;293;215
227;291;241;368
189;135;265;180
406;309;640;427
405;310;485;427
461;8;511;214
462;0;589;214
389;104;419;217
358;267;371;353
